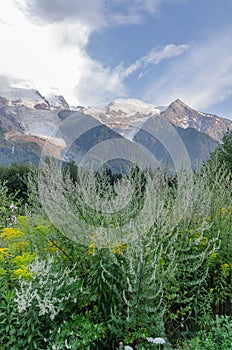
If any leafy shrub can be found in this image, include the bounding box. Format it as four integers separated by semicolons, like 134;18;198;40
182;315;232;350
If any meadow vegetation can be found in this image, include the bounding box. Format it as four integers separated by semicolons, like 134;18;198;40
0;132;231;349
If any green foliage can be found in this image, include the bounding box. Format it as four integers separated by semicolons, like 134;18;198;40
0;288;45;350
0;181;21;228
0;156;231;349
46;312;106;349
0;163;32;202
208;130;232;174
181;315;232;350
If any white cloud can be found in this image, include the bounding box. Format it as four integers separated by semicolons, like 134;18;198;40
0;2;89;103
73;43;190;105
136;0;161;13
0;0;123;105
0;0;190;107
145;29;232;112
15;0;105;29
146;44;190;64
74;63;126;105
123;44;190;78
3;0;223;112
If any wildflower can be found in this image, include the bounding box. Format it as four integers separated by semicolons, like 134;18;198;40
0;227;24;240
12;268;32;279
112;242;126;255
124;346;133;350
88;242;97;256
147;337;166;344
16;241;29;251
13;252;36;267
48;241;58;253
0;247;12;258
153;337;166;344
221;263;230;270
10;204;17;213
147;337;154;342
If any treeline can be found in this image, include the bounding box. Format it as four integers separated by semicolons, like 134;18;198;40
0;130;231;201
0;163;32;202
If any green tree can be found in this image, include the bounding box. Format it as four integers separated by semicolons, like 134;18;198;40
209;130;232;173
0;163;32;202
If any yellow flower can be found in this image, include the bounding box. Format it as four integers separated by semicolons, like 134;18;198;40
12;268;32;279
48;241;58;253
0;228;24;240
221;263;230;270
88;242;97;256
0;247;12;259
112;242;126;255
220;206;232;214
16;241;29;251
12;252;36;267
89;243;97;248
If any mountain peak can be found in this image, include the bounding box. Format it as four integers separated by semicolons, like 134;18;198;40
106;98;160;115
45;94;69;110
174;98;186;105
0;86;49;109
170;99;191;109
0;86;71;111
161;99;232;139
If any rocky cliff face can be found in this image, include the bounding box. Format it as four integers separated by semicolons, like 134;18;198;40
0;86;70;111
83;98;232;141
159;99;232;140
0;86;231;167
82;99;161;139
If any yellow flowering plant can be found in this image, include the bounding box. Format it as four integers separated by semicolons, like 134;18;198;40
0;218;63;282
112;242;126;255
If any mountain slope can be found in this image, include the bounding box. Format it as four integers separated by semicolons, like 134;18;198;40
83;98;232;141
0;86;231;168
0;90;126;167
134;116;217;168
160;99;231;140
83;98;161;139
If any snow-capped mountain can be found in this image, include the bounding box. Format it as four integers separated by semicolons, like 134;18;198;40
0;85;231;167
83;99;160;139
83;98;231;140
0;86;49;109
0;86;69;110
160;99;232;140
46;94;69;110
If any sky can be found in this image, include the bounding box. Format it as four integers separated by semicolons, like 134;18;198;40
0;0;232;119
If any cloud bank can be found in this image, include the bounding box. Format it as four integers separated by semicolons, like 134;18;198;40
0;0;189;105
0;0;231;117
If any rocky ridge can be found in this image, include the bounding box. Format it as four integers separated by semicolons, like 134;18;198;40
0;86;231;167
